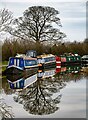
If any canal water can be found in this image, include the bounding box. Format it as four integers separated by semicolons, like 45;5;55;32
1;65;87;119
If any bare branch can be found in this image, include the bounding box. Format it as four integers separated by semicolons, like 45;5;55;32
9;6;66;43
0;8;13;32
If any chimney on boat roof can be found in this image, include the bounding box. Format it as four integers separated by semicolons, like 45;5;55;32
26;50;37;58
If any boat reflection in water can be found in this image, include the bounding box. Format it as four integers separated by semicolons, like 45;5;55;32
6;65;82;115
55;65;82;82
7;74;37;90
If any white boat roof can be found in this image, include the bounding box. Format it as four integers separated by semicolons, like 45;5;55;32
15;53;37;60
37;54;55;58
82;55;88;58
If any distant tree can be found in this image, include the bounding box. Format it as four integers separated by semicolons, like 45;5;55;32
8;6;66;43
84;38;88;43
83;38;88;55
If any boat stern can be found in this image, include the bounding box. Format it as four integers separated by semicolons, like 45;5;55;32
6;57;24;74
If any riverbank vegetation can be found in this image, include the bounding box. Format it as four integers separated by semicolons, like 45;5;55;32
2;38;88;61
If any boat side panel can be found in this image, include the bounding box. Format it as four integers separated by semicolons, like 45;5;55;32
8;57;24;69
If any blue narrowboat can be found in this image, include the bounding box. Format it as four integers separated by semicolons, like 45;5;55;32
5;50;38;74
6;57;38;74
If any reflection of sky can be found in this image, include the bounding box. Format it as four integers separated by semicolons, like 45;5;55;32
58;78;86;118
0;1;86;42
2;76;86;118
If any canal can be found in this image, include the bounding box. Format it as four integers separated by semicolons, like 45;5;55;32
1;65;87;119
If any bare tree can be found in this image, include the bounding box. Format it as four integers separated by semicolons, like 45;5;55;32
0;8;12;33
8;6;66;43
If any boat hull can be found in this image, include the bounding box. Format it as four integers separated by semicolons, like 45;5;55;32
4;61;56;75
44;61;56;69
4;65;39;75
56;55;82;67
61;61;82;66
4;67;24;75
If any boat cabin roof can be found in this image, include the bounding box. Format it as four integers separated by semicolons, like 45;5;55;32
15;53;37;60
82;55;88;58
37;54;55;59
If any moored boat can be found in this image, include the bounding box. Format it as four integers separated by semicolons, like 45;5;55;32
5;50;56;74
5;51;38;74
56;53;82;66
37;54;56;69
81;55;88;64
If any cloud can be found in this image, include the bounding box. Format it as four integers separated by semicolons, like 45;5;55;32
0;1;86;42
1;0;87;3
61;27;86;42
61;17;86;23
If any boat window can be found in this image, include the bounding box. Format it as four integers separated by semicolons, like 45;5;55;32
44;58;49;62
37;58;45;64
44;57;55;62
25;60;37;66
51;57;55;61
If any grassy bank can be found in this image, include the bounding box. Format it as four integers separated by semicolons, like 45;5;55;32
0;61;8;73
2;66;7;72
2;61;8;65
0;61;8;66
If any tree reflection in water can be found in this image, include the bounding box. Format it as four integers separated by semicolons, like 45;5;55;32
0;76;14;119
13;72;66;115
0;98;14;119
6;65;83;115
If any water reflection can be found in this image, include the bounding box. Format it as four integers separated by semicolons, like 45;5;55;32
13;69;63;115
0;98;14;119
3;65;85;116
56;65;81;74
55;65;83;82
7;73;37;90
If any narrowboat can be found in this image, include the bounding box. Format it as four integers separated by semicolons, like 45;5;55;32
56;53;81;66
5;50;38;74
81;55;88;64
37;54;56;69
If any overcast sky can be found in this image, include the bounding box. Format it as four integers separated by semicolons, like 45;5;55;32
0;0;87;42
